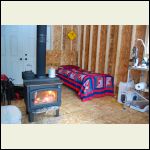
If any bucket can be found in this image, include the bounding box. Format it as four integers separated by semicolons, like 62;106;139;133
48;68;56;78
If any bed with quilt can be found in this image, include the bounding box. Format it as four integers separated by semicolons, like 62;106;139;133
56;65;114;102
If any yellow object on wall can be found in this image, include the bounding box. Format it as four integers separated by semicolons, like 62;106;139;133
68;31;77;40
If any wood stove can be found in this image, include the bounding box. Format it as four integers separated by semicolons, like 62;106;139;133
24;78;62;122
23;25;63;122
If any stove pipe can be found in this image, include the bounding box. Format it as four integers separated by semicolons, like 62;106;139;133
36;25;47;78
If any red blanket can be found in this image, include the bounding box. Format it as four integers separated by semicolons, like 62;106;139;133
56;66;114;101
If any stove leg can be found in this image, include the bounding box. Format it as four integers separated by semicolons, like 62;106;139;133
55;109;59;117
26;107;29;114
29;112;34;122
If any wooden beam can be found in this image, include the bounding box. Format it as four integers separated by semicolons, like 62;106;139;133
53;25;62;50
95;25;101;73
104;25;111;74
82;25;87;69
77;26;81;66
72;25;78;52
91;25;98;72
88;25;93;71
115;25;132;86
61;25;64;50
98;25;107;73
63;25;72;51
84;25;90;70
80;25;84;68
107;25;119;76
114;25;123;86
70;25;73;51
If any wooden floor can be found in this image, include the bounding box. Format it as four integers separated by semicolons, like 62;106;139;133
11;85;149;124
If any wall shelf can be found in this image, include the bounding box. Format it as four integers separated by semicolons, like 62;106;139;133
131;89;149;102
128;66;149;71
127;65;149;112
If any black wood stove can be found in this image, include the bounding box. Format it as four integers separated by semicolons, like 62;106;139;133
23;25;63;122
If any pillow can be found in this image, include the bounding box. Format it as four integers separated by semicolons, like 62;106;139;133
59;65;79;70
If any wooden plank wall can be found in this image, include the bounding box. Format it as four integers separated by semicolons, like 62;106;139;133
79;25;84;67
50;25;148;95
77;25;147;95
115;25;132;86
107;25;119;76
52;25;79;52
53;25;62;50
98;25;107;73
91;25;98;72
84;25;90;70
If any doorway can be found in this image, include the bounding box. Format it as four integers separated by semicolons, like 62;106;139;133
1;25;51;85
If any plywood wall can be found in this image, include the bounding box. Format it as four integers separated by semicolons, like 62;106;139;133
46;25;79;73
47;25;148;94
51;25;80;51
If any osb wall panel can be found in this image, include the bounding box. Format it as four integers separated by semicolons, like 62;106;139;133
46;50;62;73
115;25;132;85
107;25;119;76
98;25;107;73
63;25;72;51
46;25;79;73
61;50;77;66
91;25;98;72
84;25;90;70
72;25;78;52
79;25;84;68
46;50;77;72
53;25;62;50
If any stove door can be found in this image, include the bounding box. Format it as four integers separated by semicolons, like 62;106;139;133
30;87;61;110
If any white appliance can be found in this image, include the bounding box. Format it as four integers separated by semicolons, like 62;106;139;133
130;100;149;112
118;81;139;106
135;82;147;91
48;68;56;78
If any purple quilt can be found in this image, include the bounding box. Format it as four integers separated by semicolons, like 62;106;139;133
56;67;114;101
